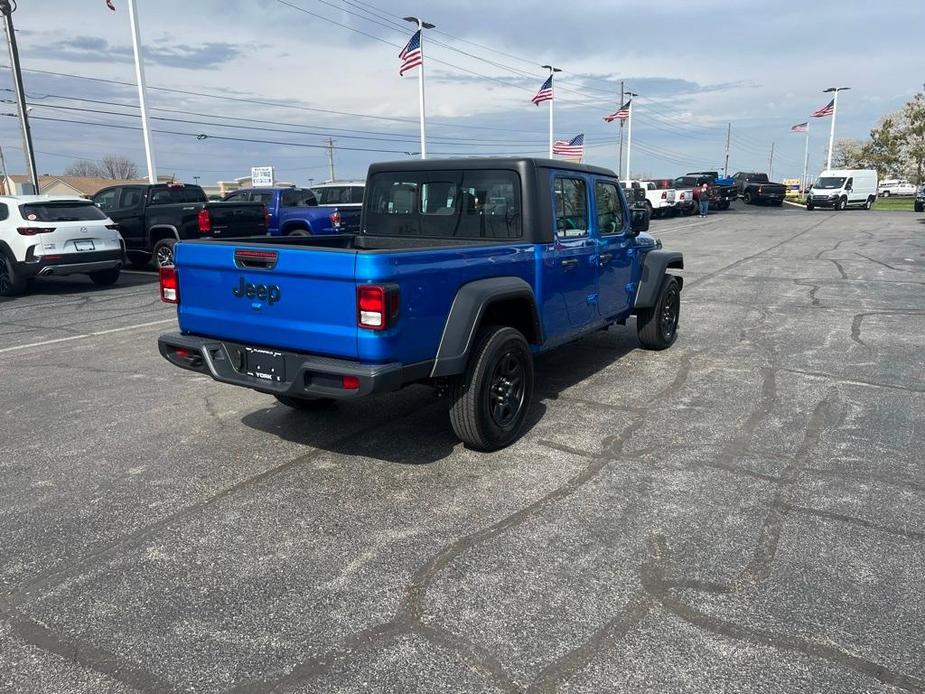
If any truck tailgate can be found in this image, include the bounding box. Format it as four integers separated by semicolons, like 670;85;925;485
175;242;359;358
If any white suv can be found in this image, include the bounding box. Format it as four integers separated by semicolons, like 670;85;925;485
878;179;917;197
0;195;125;296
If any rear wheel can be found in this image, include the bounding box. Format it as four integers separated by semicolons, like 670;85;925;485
88;267;120;286
0;254;27;297
274;394;335;410
153;238;176;268
636;275;681;350
449;326;534;452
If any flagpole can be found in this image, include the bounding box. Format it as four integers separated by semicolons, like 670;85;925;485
823;86;849;170
404;17;434;160
127;0;156;184
802;122;810;193
541;65;560;158
624;91;638;180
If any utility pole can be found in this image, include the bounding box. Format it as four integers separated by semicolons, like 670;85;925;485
768;141;775;180
618;80;624;176
1;0;37;193
326;138;336;182
723;122;731;177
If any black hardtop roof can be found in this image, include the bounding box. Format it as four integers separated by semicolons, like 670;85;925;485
367;157;617;179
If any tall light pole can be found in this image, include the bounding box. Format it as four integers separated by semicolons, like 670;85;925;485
127;0;157;183
624;91;638;181
403;16;434;160
1;0;37;192
823;86;850;170
541;65;561;158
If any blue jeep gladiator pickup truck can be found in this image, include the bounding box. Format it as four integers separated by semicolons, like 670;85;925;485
222;187;361;236
158;158;683;451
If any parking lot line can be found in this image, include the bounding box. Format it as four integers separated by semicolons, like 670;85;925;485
0;318;176;355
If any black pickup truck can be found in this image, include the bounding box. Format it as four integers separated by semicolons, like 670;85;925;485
92;183;268;268
685;171;738;210
731;172;787;206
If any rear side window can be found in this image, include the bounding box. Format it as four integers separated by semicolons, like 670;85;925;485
20;202;108;222
365;170;522;239
554;177;588;238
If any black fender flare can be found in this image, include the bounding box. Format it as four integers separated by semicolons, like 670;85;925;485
430;277;542;378
147;225;179;247
634;250;684;309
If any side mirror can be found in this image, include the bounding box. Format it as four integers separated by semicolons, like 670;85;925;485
629;208;649;235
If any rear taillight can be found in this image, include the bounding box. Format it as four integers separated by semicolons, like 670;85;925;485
329;210;342;230
661;191;668;199
357;284;399;331
17;227;55;236
105;223;120;230
197;208;212;233
160;266;179;304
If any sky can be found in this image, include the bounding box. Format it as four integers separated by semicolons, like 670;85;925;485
1;0;923;187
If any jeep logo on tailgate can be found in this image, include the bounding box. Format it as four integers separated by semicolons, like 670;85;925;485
232;277;281;305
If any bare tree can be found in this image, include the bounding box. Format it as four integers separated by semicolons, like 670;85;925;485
63;160;102;177
98;155;139;180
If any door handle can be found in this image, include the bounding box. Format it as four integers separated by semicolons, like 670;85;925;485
560;258;579;270
599;253;613;266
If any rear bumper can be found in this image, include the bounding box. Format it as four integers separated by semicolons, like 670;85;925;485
16;249;123;279
158;332;423;399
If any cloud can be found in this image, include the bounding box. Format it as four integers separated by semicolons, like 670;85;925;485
28;35;248;70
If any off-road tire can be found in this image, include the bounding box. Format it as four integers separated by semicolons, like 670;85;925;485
274;395;335;410
636;275;681;350
0;254;27;297
449;326;534;452
153;238;177;268
89;267;121;286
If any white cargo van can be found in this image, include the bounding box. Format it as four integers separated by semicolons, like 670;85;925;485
806;169;878;210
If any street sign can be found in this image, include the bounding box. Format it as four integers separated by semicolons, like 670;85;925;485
251;166;274;187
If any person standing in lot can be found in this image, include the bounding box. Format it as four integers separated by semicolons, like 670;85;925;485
698;182;710;217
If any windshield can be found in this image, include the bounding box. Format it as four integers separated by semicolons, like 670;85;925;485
20;201;108;222
814;177;846;190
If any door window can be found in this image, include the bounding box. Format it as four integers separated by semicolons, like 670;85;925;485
595;181;625;235
119;188;143;209
554;177;588;238
94;189;118;211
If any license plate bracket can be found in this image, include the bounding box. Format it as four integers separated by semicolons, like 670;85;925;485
74;240;95;252
245;347;285;383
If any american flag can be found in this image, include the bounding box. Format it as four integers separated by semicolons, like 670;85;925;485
399;30;423;76
791;122;808;133
812;100;834;118
532;76;553;105
603;99;632;122
553;134;584;157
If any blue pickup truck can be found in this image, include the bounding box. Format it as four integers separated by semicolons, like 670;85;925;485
222;187;360;236
159;158;683;451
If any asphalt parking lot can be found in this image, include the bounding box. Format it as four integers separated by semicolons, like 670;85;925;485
1;204;923;693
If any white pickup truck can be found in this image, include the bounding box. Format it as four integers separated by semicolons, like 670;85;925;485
626;179;676;218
